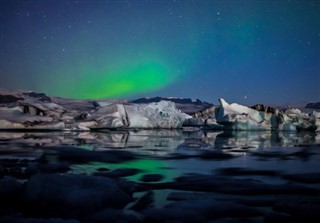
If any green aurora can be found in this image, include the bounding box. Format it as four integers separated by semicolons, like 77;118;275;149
2;1;318;104
44;57;176;99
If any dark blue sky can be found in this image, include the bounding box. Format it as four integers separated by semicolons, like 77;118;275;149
0;0;319;105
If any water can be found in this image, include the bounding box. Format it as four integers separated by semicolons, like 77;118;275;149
1;129;320;221
1;129;319;182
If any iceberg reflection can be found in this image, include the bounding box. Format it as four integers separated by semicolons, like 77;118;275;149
1;130;319;153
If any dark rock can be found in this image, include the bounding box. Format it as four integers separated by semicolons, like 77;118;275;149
167;192;277;207
92;101;100;108
251;148;315;161
97;167;109;171
231;198;277;207
129;191;154;211
25;174;131;217
117;180;146;194
251;104;276;113
215;167;280;176
0;164;5;176
164;198;263;220
45;146;136;163
6;166;26;179
212;218;261;223
0;95;23;103
0;216;80;223
140;174;164;182
23;91;51;102
264;212;294;223
273;200;320;221
25;162;70;175
150;174;318;196
163;150;234;161
198;150;235;160
167;191;216;201
282;172;320;184
87;209;142;223
143;207;205;223
74;112;90;121
160;153;194;160
0;177;23;206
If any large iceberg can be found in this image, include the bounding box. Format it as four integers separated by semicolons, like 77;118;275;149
0;89;318;131
215;98;272;131
215;98;319;131
93;101;188;129
0;89;187;130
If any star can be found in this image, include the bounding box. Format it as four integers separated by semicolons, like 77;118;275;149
1;0;318;103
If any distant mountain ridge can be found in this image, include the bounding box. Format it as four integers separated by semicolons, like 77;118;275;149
1;88;318;112
305;102;320;109
131;96;213;106
130;97;214;114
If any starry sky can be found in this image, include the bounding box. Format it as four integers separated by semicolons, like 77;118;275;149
0;0;319;105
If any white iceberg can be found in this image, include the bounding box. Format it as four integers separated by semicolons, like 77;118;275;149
94;101;187;129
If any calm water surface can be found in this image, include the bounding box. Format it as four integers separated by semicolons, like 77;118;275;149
1;129;320;210
1;129;319;180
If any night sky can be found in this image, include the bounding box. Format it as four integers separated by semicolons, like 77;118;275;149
1;0;319;105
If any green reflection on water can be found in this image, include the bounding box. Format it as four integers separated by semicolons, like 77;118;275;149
78;145;95;151
71;158;178;182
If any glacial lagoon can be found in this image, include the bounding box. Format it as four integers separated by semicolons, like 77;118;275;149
1;129;320;222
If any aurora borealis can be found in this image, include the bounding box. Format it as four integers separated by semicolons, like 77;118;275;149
47;56;174;99
1;0;319;105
